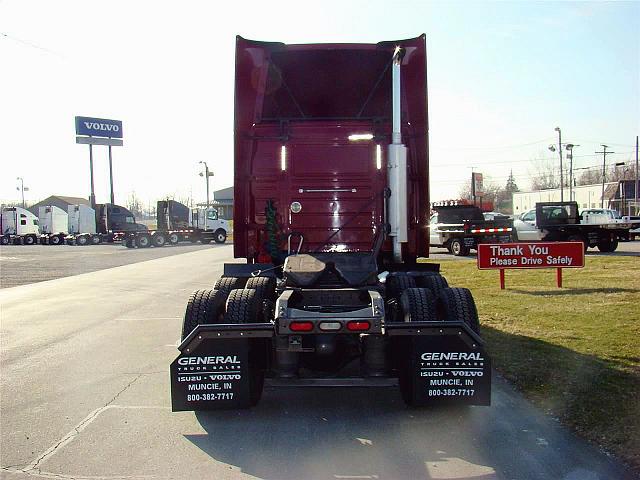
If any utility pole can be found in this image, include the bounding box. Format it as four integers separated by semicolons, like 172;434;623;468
596;145;615;208
634;135;640;215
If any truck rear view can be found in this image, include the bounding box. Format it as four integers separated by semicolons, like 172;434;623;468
170;35;491;410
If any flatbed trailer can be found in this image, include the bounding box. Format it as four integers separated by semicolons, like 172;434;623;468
123;200;229;248
429;204;513;256
170;35;492;411
514;202;634;252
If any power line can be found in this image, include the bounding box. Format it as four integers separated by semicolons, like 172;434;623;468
430;151;634;168
435;137;554;151
0;31;65;58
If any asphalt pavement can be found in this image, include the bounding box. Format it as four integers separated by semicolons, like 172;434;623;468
0;243;218;288
0;245;636;479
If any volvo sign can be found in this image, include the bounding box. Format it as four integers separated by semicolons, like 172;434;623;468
75;116;123;138
75;116;123;207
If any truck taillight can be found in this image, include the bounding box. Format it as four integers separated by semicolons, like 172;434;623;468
289;321;313;332
346;321;370;332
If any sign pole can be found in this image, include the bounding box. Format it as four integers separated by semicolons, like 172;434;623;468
499;269;505;290
108;145;115;204
89;143;96;209
556;268;563;288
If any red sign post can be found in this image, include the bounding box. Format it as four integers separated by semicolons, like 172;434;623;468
477;242;585;289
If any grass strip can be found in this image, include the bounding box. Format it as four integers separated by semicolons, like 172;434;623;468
435;256;640;471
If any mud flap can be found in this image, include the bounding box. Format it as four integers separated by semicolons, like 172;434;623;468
388;322;491;406
170;324;273;411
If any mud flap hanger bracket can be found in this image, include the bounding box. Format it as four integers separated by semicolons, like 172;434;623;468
178;323;275;353
385;321;485;350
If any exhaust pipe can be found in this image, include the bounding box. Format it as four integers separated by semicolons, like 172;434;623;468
387;47;408;261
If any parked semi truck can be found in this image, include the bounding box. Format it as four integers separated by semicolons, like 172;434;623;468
0;207;40;245
123;200;228;248
429;204;513;256
170;35;491;411
513;201;635;252
38;205;69;245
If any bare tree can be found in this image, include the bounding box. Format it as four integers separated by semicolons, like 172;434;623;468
126;191;144;218
529;159;559;190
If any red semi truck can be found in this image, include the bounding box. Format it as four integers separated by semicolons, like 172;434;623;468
170;35;491;410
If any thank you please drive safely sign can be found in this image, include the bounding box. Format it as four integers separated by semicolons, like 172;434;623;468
477;242;584;269
478;242;584;289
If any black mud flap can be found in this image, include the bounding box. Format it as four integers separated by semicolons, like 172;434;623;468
170;323;273;411
388;322;491;406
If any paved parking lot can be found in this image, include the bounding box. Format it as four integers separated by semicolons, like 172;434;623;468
0;243;223;288
1;245;634;479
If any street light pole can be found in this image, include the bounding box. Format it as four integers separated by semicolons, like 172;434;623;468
555;127;563;202
565;144;579;201
16;177;26;208
199;161;214;209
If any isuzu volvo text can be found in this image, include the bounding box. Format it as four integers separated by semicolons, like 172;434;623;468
170;35;492;410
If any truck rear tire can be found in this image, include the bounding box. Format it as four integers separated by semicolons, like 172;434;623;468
597;238;618;252
136;233;151;248
50;235;62;245
224;288;262;324
168;233;180;245
436;287;480;334
91;234;101;245
400;288;436;322
214;276;246;296
152;233;166;247
416;274;449;294
181;289;227;341
0;236;9;245
449;238;469;256
76;234;89;246
386;273;416;299
24;235;36;245
214;229;227;244
245;276;277;301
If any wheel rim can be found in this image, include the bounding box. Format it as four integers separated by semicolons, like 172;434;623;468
169;234;178;243
217;233;225;242
139;237;149;247
451;241;461;255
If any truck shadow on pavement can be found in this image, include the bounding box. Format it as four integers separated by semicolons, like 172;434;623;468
187;388;501;480
183;356;637;480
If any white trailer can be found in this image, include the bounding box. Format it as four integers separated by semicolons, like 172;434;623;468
38;206;69;245
0;207;40;245
66;204;101;246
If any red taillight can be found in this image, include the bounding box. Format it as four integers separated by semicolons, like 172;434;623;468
347;321;370;332
290;321;314;332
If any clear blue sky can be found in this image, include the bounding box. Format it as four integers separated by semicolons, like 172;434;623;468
1;0;638;206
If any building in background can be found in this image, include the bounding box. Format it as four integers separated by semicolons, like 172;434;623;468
28;195;90;216
199;187;233;219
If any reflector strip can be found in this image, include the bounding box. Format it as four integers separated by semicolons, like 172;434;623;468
470;227;513;233
346;321;370;332
290;321;313;332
